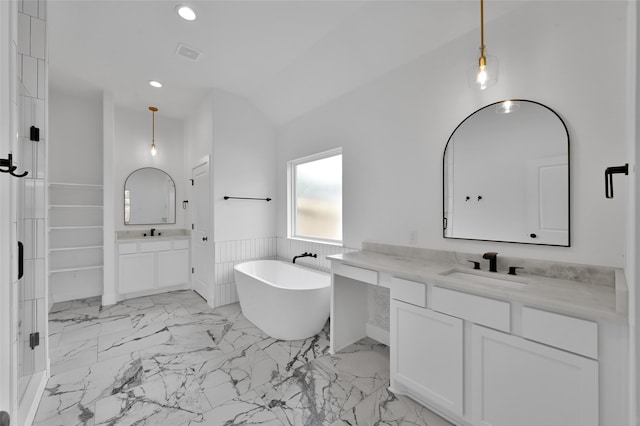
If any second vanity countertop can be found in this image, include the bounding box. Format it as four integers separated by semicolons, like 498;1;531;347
116;229;190;241
328;250;627;324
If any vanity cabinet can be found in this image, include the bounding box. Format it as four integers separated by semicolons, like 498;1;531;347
471;324;598;426
388;282;600;426
390;299;463;416
117;238;189;297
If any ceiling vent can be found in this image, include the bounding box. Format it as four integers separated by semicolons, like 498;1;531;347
176;43;202;61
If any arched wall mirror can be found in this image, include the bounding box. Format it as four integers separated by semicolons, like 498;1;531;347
443;100;570;246
124;167;176;225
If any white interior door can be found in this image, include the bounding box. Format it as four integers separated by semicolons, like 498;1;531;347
191;157;213;304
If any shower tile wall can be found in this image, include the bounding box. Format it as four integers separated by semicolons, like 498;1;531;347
213;237;278;307
15;0;49;399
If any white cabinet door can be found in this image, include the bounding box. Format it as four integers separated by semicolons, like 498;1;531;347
119;253;155;294
390;299;464;416
471;324;598;426
158;250;189;288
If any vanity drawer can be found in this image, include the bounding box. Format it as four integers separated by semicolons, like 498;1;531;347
119;242;138;255
140;240;172;252
173;239;189;250
390;277;426;307
522;307;598;359
432;287;510;332
334;263;378;285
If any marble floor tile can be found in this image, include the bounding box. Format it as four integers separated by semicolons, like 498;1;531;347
338;385;454;426
317;337;391;395
49;337;98;376
34;352;144;424
181;389;281;426
39;291;451;426
98;322;171;361
98;297;155;318
94;373;212;426
199;344;283;408
261;323;330;374
33;405;96;426
260;360;367;426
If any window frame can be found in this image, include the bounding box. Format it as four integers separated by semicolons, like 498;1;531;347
287;148;343;246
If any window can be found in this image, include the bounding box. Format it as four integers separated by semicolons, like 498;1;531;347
289;149;342;244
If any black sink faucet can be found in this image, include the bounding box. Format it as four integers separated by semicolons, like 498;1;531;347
150;228;156;237
292;252;317;264
482;252;498;272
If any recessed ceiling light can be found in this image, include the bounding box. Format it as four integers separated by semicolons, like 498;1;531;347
149;80;163;88
177;5;196;21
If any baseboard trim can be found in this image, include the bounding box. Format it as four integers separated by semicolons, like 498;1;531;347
366;323;390;346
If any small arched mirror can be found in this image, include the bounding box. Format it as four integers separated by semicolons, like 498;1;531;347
124;167;176;225
443;100;570;246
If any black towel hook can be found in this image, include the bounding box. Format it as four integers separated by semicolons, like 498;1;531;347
605;163;628;199
0;154;28;178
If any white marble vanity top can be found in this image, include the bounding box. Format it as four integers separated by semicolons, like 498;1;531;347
116;229;190;241
328;250;627;323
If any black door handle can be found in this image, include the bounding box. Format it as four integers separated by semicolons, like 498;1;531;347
202;237;208;241
0;411;10;426
18;241;24;280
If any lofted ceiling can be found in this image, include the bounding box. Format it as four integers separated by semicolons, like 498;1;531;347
48;0;526;125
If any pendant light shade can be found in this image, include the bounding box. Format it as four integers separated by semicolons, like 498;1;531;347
149;106;158;156
468;0;498;90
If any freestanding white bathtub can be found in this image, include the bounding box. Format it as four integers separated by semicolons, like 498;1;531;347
234;260;330;341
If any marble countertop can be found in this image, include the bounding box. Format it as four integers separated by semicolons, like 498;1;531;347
328;250;627;324
116;229;189;241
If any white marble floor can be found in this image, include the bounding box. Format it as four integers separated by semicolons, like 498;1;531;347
35;290;453;426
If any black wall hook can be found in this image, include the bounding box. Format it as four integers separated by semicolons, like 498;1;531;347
605;163;628;199
0;154;28;178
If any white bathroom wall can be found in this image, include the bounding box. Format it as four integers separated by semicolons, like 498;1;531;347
214;237;277;306
276;1;629;269
211;89;277;306
185;89;277;307
113;106;187;232
48;91;102;185
212;88;277;241
185;94;214;170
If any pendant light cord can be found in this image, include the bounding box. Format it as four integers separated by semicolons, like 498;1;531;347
479;0;486;67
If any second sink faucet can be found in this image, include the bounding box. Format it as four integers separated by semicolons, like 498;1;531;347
482;252;498;272
150;228;156;237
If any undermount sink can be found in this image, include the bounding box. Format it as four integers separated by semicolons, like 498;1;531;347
440;269;528;289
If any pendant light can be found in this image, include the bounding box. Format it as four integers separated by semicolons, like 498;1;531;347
149;106;158;156
468;0;498;90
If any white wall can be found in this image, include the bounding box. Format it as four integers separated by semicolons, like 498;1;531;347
212;88;277;242
49;90;102;184
276;1;629;268
186;94;214;171
113;106;187;232
185;89;277;306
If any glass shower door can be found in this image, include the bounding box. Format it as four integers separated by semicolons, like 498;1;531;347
15;79;44;415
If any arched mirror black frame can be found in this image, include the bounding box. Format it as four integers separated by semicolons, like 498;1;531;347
124;167;176;225
442;99;570;246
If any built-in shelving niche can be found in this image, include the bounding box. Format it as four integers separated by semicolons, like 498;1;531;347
48;183;104;304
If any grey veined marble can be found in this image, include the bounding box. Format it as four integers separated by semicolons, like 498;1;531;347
36;290;453;426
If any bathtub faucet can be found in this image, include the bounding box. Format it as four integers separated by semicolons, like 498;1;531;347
292;252;317;264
